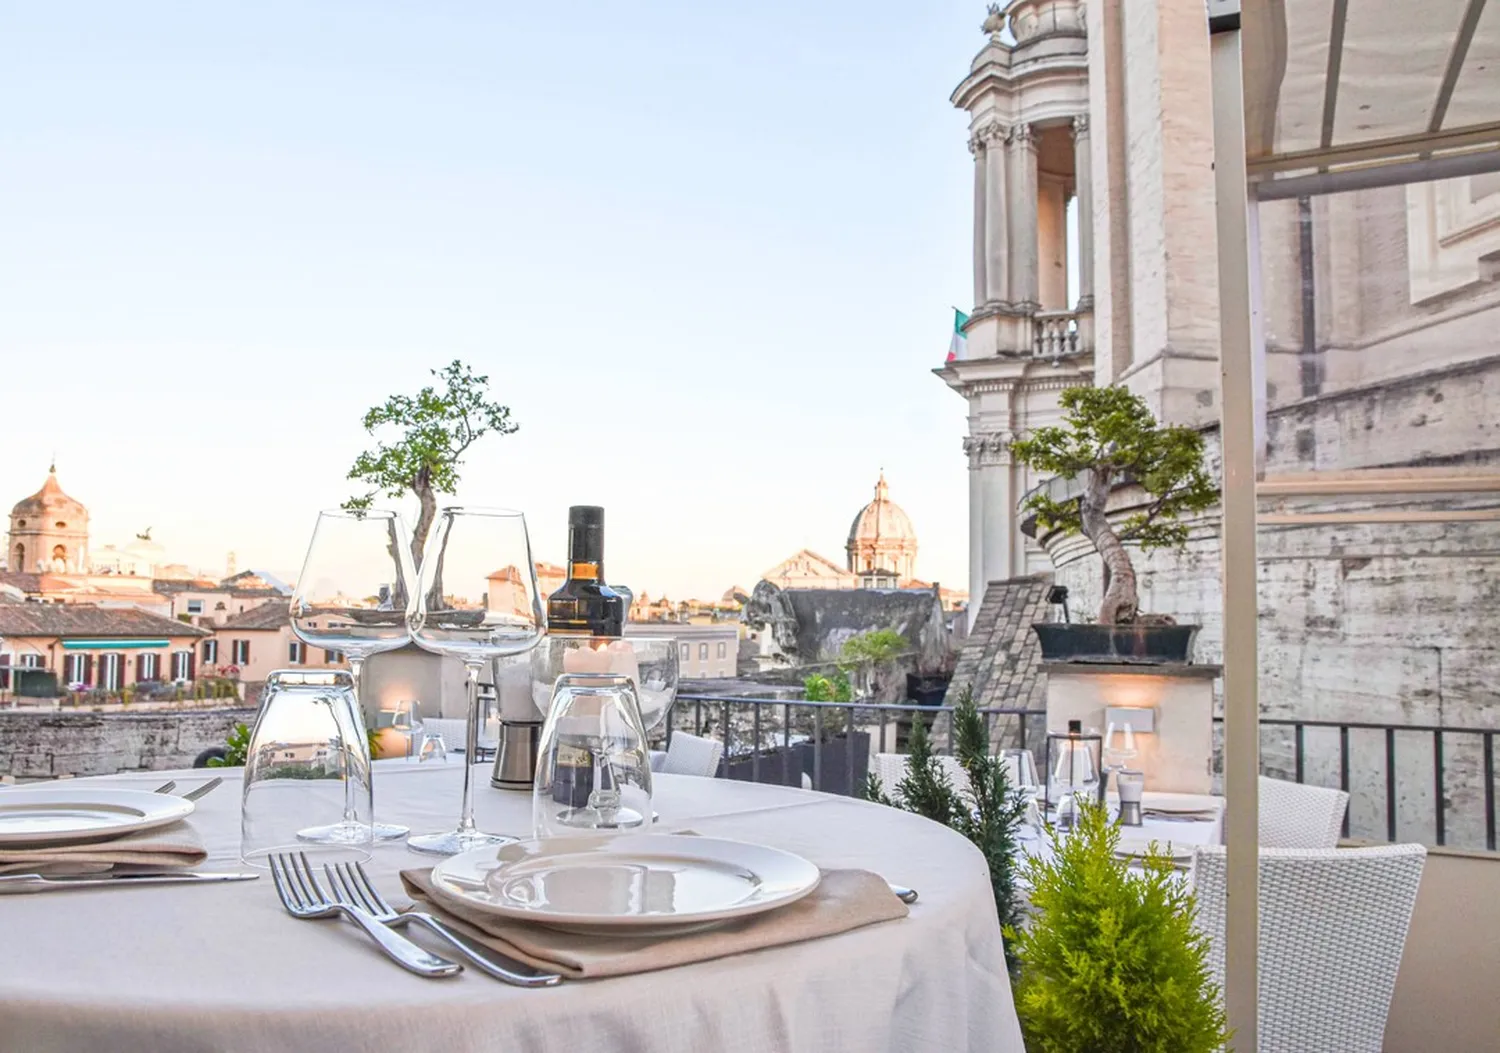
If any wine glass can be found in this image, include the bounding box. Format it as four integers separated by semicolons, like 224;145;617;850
241;670;371;865
533;673;653;838
407;507;546;855
290;509;417;843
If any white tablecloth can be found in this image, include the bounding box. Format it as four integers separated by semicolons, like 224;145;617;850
0;765;1024;1053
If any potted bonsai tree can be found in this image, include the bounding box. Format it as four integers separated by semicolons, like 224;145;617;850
1011;385;1217;663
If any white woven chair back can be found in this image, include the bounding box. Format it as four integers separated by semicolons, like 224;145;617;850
1259;775;1349;848
660;732;725;778
1193;843;1426;1053
870;753;972;799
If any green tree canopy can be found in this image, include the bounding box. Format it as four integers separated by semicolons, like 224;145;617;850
344;360;518;564
1010;386;1217;623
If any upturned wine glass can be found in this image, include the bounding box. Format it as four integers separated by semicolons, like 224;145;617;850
407;507;546;855
289;509;417;843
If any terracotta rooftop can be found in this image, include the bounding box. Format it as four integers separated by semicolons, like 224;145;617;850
219;602;290;631
0;603;211;638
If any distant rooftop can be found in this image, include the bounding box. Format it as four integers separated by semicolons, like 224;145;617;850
0;603;211;638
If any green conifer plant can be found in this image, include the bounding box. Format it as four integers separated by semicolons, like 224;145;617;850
1007;803;1231;1053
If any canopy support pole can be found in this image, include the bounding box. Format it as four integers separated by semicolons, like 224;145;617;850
1210;10;1261;1050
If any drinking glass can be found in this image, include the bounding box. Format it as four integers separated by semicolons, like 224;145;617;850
290;509;417;842
533;673;653;838
407;508;545;855
1001;748;1041;798
241;670;371;865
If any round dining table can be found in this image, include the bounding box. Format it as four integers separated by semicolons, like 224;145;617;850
0;763;1025;1053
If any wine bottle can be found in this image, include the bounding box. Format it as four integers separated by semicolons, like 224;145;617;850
547;506;625;636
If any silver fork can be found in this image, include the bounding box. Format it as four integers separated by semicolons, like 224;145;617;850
267;852;462;978
325;860;562;988
180;777;223;802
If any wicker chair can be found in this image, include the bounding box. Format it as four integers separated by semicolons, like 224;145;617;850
1259;775;1350;848
870;753;974;798
1193;844;1426;1052
658;732;725;778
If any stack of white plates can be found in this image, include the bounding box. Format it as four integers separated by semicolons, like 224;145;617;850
0;787;194;848
430;834;821;936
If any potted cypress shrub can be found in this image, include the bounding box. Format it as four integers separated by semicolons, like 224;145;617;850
1010;386;1218;663
1007;803;1231;1052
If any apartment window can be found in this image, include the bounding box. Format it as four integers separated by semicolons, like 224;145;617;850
324;648;345;664
100;653;122;692
64;654;87;684
717;641;727;659
138;653;160;681
171;650;192;681
202;639;218;664
0;655;8;691
231;640;250;665
186;600;203;615
289;641;305;664
699;643;709;660
680;643;690;661
18;654;42;669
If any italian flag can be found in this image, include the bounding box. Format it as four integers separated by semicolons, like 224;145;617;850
946;308;969;362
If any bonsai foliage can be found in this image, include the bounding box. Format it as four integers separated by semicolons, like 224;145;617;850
866;687;1027;970
1010;386;1217;624
344;360;519;565
1007;803;1230;1053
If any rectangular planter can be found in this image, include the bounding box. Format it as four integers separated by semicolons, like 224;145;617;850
719;744;806;787
801;731;872;796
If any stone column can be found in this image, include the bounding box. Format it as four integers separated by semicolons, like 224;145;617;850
1072;114;1096;352
964;435;986;625
1007;124;1040;313
983;122;1011;306
970;135;987;308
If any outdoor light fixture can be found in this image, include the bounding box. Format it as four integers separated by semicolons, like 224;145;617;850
1046;584;1071;623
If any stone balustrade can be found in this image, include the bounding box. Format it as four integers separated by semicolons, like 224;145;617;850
1032;308;1089;362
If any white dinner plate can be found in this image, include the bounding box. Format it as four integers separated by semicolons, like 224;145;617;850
1113;835;1196;864
0;788;195;846
430;834;821;935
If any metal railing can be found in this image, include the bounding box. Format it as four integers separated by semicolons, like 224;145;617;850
669;693;1035;797
671;693;1498;851
1230;716;1498;852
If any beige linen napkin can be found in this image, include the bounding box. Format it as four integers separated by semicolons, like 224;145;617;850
0;823;207;876
400;867;908;980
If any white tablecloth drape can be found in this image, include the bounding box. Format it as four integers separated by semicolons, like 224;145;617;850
0;765;1024;1053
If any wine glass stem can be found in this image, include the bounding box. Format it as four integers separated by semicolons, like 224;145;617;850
343;656;368;825
457;661;483;835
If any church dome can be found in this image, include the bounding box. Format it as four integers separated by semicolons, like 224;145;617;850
845;473;918;581
10;466;87;522
847;474;915;547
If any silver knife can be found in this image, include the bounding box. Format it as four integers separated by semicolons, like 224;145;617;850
0;871;259;893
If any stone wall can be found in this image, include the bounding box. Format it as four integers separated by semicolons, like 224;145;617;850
0;707;256;778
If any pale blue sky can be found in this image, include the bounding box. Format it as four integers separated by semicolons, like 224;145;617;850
0;1;987;599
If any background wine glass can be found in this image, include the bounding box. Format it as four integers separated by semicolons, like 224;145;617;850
290;509;418;842
407;507;545;855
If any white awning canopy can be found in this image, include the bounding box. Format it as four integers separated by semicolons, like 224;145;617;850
1243;0;1500;198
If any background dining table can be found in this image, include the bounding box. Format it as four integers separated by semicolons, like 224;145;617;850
0;763;1025;1053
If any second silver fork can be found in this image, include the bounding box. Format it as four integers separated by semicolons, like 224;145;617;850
323;860;562;988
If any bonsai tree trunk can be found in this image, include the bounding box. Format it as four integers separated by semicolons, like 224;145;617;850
1080;470;1139;624
410;466;437;568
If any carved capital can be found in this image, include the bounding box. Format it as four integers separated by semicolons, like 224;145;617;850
964;431;1014;467
1071;114;1090;140
979;121;1010;146
1008;123;1036;149
968;135;983;157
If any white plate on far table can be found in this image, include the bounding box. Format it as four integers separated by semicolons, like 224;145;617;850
1113;834;1196;866
430;834;822;936
0;788;194;847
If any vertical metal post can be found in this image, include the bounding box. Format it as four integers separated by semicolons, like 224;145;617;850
1210;12;1260;1049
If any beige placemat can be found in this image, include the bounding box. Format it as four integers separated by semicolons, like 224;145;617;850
0;823;207;876
400;867;908;980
